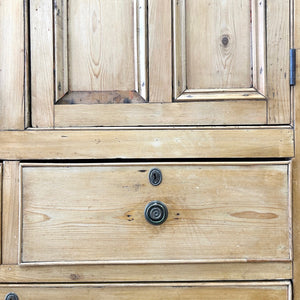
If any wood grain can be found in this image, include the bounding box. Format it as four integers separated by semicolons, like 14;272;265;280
20;163;290;264
24;0;30;128
293;0;300;297
30;0;54;128
0;128;293;160
176;89;265;101
58;91;146;104
185;0;251;89
54;100;267;127
2;162;20;265
267;0;290;124
134;0;147;100
0;262;292;283
0;165;2;263
0;0;24;129
0;282;291;300
68;0;135;92
54;0;68;101
173;0;186;98
148;0;172;102
252;0;266;95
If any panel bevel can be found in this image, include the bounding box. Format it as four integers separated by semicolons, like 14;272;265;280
54;0;68;102
173;0;267;101
54;0;148;103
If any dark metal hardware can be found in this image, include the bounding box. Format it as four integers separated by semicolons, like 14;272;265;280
145;201;168;225
5;293;19;300
290;48;296;86
149;168;162;186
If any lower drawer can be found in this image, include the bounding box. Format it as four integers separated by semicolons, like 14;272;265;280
0;282;292;300
19;162;291;265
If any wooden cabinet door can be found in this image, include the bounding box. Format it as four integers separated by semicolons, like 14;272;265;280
29;0;292;128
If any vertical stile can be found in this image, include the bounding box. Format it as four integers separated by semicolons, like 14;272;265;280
54;0;69;102
30;0;54;128
173;0;186;99
251;0;267;95
2;162;20;265
135;0;148;101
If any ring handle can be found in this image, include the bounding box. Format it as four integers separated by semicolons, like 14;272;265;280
144;201;168;225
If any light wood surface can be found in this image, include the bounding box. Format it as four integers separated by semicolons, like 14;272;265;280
176;89;265;101
24;0;30;128
0;0;24;129
267;0;290;124
20;162;290;264
252;0;266;95
0;282;291;300
293;0;299;298
0;262;292;283
173;0;186;98
0;165;2;263
2;162;20;265
28;0;292;127
54;0;68;101
30;0;54;128
68;0;136;92
134;0;147;100
0;2;296;296
173;0;267;97
58;91;146;104
0;128;293;160
54;100;267;127
148;0;172;102
185;0;251;89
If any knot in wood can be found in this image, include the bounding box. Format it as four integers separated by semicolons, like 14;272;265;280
221;35;229;47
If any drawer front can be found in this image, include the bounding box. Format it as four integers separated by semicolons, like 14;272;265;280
20;162;291;265
0;282;292;300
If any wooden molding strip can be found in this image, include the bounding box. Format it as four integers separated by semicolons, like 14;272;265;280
0;263;292;283
2;162;20;265
0;282;292;299
0;128;294;160
293;0;300;299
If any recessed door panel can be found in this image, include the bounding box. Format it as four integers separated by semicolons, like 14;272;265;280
186;0;252;90
54;0;147;104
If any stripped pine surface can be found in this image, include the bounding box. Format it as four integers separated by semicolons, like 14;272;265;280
0;128;293;160
148;0;172;102
0;0;24;129
30;0;54;128
0;283;291;300
68;0;135;92
20;163;290;265
54;100;266;127
267;0;290;124
2;162;20;265
185;0;251;89
54;0;68;101
292;0;300;299
0;262;292;283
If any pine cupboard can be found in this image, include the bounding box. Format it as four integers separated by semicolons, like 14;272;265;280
0;0;298;299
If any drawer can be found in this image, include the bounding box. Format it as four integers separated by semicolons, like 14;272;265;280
0;282;292;300
19;162;291;265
